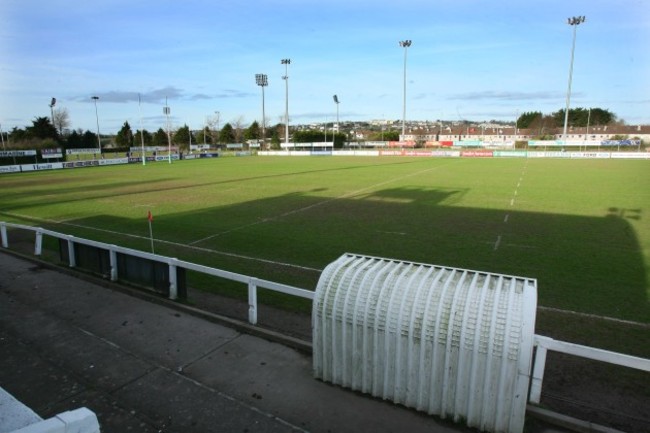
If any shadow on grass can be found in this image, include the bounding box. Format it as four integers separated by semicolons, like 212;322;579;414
12;184;646;325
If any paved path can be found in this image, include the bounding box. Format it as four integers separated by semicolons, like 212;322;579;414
0;251;484;433
0;251;571;433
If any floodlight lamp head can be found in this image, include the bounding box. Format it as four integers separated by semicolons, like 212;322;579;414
50;97;56;107
255;74;268;86
281;58;291;65
91;96;99;101
399;40;412;47
333;95;339;103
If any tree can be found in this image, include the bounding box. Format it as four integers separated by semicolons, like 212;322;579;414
367;130;399;141
232;116;246;143
115;121;134;147
9;127;28;143
196;127;212;145
244;121;261;141
553;107;615;127
81;130;98;148
516;112;543;129
219;123;236;143
152;128;168;147
133;130;152;147
173;124;194;152
270;126;281;149
66;130;82;149
53;108;71;135
27;117;58;140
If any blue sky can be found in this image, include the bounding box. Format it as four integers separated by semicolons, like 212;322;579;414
1;0;649;134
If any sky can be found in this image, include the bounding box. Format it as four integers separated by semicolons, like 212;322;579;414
1;0;649;134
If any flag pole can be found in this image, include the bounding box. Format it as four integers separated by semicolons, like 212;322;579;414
147;210;155;254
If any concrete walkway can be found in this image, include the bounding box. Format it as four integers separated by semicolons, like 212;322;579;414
0;251;566;433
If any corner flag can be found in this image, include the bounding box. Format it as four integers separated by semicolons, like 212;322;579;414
147;210;154;253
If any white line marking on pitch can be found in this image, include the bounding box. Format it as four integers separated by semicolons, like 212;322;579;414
7;213;322;273
377;230;407;236
190;161;455;246
504;214;509;223
510;198;515;206
493;235;502;251
9;212;648;330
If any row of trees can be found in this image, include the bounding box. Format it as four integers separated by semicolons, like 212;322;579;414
5;117;279;151
516;107;616;131
6;106;620;152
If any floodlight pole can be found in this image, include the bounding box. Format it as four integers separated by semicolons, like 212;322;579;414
138;93;146;166
91;96;101;152
281;59;291;146
399;40;412;138
164;97;172;164
255;74;268;147
215;111;220;147
49;98;56;128
333;95;340;134
563;16;585;140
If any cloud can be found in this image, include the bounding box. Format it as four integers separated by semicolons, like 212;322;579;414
71;86;185;104
447;91;570;101
214;89;253;99
71;86;249;104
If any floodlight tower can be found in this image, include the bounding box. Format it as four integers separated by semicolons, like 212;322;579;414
255;74;268;146
399;40;412;137
562;16;586;139
91;96;101;152
49;98;56;127
281;59;291;146
164;97;172;164
333;95;340;134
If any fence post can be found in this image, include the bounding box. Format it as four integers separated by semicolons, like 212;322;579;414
109;247;118;281
168;259;178;300
1;222;7;248
34;230;43;256
248;278;258;325
529;337;549;404
67;235;76;267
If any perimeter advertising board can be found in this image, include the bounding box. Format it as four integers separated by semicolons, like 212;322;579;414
0;150;37;157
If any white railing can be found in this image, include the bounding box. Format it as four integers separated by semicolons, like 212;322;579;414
0;222;313;325
528;334;650;404
1;221;648;408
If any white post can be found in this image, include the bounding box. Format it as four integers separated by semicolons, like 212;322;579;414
109;248;118;281
1;222;7;248
248;278;258;325
529;344;548;404
34;230;43;256
168;259;178;300
67;236;76;267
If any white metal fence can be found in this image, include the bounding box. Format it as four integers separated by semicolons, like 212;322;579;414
1;221;648;410
0;222;313;325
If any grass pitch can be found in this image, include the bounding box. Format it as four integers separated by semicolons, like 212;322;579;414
1;156;649;343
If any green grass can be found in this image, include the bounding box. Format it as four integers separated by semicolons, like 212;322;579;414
1;156;649;350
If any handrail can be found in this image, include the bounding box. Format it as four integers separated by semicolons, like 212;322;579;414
0;221;313;325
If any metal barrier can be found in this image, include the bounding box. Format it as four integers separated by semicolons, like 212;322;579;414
1;221;648;414
0;222;313;325
529;334;650;404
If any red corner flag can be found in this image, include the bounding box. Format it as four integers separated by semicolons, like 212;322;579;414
147;210;155;253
